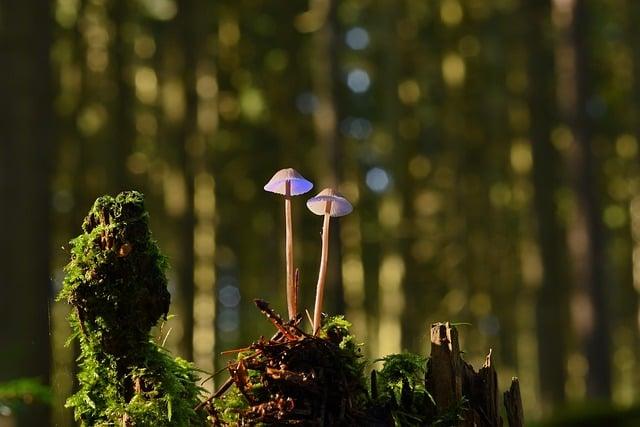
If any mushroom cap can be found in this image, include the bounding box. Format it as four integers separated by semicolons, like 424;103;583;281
264;168;314;196
306;188;353;217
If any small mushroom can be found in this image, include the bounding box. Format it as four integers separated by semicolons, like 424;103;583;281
264;168;313;319
306;188;353;334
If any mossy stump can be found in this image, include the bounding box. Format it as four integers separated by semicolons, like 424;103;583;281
58;191;205;426
426;322;524;427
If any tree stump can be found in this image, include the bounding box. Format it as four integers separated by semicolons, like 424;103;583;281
426;322;524;427
426;323;463;414
504;378;524;427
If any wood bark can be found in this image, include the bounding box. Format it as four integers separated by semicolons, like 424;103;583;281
504;378;525;427
525;0;569;407
553;0;611;398
426;323;464;413
426;322;524;427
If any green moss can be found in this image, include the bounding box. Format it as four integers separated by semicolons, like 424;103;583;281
371;353;434;425
212;387;249;425
58;191;205;426
320;315;369;395
370;353;473;426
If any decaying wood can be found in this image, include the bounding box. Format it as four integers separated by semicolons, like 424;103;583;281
504;378;524;427
460;349;502;427
202;299;370;425
426;322;523;427
425;322;463;414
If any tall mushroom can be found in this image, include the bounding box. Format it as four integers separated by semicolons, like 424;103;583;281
264;168;313;320
306;188;353;334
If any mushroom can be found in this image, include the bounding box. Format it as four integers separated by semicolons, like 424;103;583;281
264;168;313;319
306;188;353;334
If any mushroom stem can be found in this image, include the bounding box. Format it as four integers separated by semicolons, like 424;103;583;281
294;268;300;321
313;201;332;334
285;181;295;319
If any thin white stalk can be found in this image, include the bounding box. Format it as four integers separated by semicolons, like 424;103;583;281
285;181;295;319
294;268;300;321
313;201;332;334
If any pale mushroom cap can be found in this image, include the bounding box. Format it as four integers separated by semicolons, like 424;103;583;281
306;188;353;217
264;168;314;196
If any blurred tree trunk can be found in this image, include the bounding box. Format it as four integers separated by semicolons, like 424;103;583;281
176;0;198;361
377;0;407;355
49;6;85;424
628;0;640;356
0;0;53;425
155;1;198;361
525;0;569;408
108;0;133;193
310;0;345;316
553;0;611;399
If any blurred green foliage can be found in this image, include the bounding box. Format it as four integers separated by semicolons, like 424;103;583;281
0;378;51;411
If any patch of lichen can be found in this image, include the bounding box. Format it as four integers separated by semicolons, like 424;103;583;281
58;191;205;425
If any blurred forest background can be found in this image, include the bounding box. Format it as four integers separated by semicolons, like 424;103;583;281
2;0;640;425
